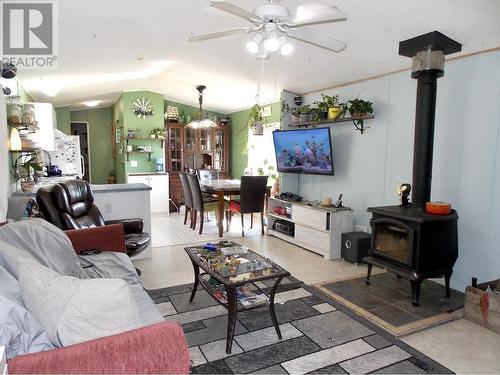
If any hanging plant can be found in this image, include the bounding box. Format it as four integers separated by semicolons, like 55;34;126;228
245;104;265;135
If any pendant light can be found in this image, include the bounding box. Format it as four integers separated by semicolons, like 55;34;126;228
187;85;216;128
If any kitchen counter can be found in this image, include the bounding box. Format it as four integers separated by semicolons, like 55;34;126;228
128;172;168;176
12;183;151;197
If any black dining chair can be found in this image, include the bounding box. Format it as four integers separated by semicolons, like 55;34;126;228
187;172;228;235
227;176;268;236
197;169;220;181
179;172;194;227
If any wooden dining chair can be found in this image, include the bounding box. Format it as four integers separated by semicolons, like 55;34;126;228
227;176;268;236
179;172;194;227
187;172;228;234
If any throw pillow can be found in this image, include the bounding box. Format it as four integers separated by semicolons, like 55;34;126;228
0;219;84;279
0;294;54;360
18;257;146;347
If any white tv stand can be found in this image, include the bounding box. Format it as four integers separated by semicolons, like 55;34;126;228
267;197;353;260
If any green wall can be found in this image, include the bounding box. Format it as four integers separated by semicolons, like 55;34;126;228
228;101;281;179
55;106;71;134
120;91;165;179
70;108;113;184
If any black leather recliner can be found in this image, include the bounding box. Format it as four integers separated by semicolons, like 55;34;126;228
36;180;150;257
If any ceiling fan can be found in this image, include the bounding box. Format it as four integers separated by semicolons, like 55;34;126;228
189;1;347;58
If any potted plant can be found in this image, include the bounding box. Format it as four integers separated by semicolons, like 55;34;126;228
151;127;166;139
321;94;344;120
298;105;312;123
246;104;265;135
347;98;373;132
313;98;329;120
107;170;116;184
14;155;44;192
290;106;301;123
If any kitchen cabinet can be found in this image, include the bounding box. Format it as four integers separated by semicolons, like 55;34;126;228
127;173;169;215
165;121;229;211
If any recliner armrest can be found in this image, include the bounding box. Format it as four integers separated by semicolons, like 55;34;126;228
8;321;190;374
65;224;126;254
105;218;144;234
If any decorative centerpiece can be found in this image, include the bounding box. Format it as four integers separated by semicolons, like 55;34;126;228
164;106;180;122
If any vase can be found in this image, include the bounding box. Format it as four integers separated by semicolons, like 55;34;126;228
21;180;35;193
271;181;280;197
328;107;342;120
252;121;264;135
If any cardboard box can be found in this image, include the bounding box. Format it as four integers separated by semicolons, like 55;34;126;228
464;279;500;334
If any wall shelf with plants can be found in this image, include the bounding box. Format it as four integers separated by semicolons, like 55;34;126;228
125;150;153;162
285;96;374;134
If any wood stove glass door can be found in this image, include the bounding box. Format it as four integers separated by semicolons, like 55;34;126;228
372;218;414;266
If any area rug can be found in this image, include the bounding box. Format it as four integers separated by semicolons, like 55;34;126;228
314;273;464;337
151;212;262;247
147;278;452;374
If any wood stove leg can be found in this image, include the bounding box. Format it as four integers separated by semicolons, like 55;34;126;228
365;263;373;285
410;278;423;307
445;271;452;298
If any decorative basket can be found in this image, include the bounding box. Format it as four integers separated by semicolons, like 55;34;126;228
164;106;179;121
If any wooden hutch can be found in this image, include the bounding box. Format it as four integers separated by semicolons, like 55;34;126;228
165;120;230;211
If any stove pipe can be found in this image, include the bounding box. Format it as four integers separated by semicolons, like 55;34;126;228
399;31;461;208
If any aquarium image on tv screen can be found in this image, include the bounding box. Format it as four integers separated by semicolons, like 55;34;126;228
273;128;334;175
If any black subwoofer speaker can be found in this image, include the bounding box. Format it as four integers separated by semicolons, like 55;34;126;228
341;231;371;264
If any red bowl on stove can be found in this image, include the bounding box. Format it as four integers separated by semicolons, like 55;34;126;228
425;201;452;215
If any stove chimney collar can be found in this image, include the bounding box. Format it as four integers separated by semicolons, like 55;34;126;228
399;31;462;78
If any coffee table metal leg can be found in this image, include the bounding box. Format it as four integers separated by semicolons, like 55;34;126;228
189;261;200;303
225;285;237;354
269;276;283;339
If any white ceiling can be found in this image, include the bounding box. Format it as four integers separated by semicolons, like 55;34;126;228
16;0;500;113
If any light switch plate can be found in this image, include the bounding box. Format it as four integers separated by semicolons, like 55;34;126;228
130;160;138;167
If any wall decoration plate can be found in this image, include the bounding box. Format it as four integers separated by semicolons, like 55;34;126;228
133;97;154;119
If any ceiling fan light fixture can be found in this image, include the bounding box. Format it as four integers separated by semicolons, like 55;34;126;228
264;30;280;52
246;33;264;54
280;42;294;56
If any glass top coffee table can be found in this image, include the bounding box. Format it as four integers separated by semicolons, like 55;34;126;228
184;241;291;354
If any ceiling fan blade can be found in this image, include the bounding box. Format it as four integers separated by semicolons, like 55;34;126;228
210;1;257;22
286;4;346;27
287;28;347;52
189;28;250;42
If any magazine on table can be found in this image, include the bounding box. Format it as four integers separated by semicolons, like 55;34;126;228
212;285;267;307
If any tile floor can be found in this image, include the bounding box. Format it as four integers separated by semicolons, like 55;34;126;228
133;213;500;374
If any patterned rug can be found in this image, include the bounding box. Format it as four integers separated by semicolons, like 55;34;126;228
147;278;452;374
315;274;464;337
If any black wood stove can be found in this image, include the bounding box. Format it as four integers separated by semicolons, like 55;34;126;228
363;31;462;306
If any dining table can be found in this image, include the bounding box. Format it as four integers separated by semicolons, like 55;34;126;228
199;179;271;237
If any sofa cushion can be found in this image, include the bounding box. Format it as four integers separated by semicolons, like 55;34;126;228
0;219;84;279
18;257;152;347
0;294;54;360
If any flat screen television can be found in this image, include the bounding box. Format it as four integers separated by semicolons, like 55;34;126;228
272;127;334;175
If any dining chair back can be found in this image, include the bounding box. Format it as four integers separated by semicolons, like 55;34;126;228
179;172;193;226
187;172;221;234
228;175;268;236
239;176;268;213
197;169;219;181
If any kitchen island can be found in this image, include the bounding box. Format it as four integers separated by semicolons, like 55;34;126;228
11;183;153;259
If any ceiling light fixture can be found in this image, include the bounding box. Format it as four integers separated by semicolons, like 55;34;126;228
246;33;264;54
264;30;280;52
44;87;59;97
83;100;101;107
280;42;294;56
187;85;217;129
